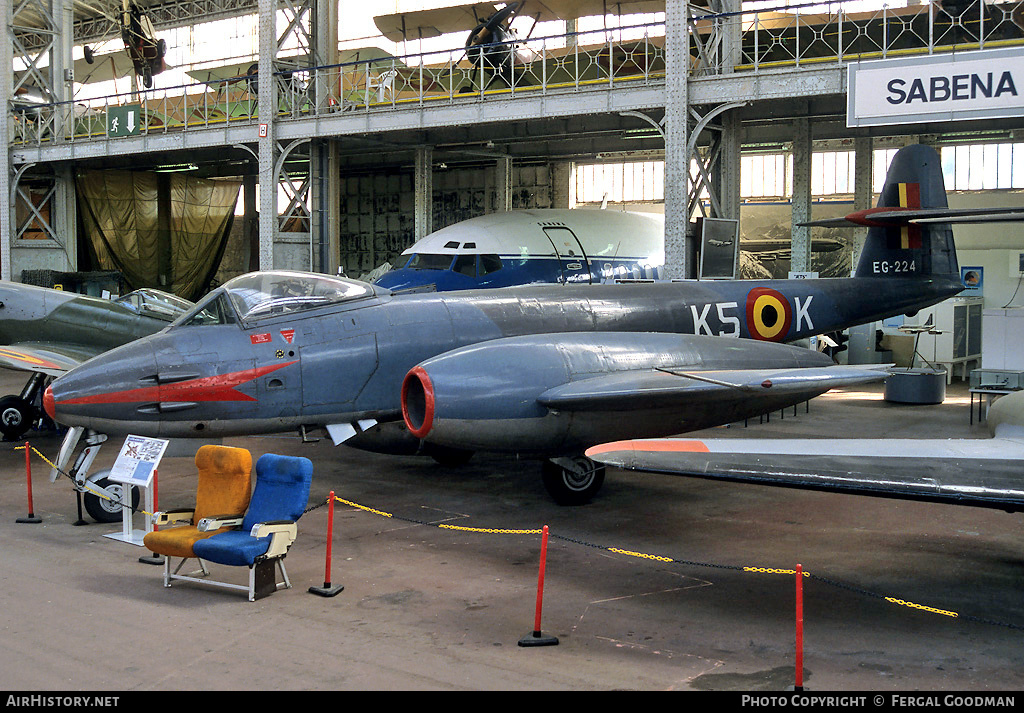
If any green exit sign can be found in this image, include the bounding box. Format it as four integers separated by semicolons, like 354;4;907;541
106;104;142;137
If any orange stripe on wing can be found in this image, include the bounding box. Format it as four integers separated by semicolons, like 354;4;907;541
0;347;63;371
586;440;711;457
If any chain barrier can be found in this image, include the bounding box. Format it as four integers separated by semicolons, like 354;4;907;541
15;443;157;517
322;492;1024;632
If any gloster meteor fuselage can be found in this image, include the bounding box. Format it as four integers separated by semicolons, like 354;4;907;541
45;271;960;447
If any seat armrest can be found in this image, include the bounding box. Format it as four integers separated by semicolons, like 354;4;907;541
197;514;245;532
250;521;298;558
153;508;195;527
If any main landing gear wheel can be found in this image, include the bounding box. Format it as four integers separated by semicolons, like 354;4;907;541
542;457;605;506
83;473;140;524
0;395;36;441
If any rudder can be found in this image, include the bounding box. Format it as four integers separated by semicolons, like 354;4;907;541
854;144;958;279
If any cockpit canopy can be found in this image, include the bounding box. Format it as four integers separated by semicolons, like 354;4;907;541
115;288;194;322
174;271;380;326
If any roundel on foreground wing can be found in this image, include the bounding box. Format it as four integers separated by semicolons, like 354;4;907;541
745;287;792;341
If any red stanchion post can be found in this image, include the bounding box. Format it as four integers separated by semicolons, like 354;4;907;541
795;563;804;691
309;491;344;597
519;525;558;647
16;441;41;524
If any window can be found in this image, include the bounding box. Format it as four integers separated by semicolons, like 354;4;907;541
453;255;476;277
406;253;455;270
741;153;789;198
940;143;1024;191
480;255;503;275
574;161;665;204
182;293;236;326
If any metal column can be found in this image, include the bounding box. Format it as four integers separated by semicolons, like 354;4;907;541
257;0;277;270
496;156;512;213
2;0;12;280
663;0;691;279
312;0;338;274
414;146;433;240
790;117;812;273
851;136;874;273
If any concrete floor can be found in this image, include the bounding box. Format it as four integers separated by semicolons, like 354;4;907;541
1;371;1021;691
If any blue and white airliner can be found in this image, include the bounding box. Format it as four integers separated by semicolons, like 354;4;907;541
372;209;665;292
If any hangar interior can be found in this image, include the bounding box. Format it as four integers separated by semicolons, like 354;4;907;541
6;0;1024;355
7;1;1024;691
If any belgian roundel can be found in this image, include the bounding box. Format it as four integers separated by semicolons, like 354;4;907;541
745;287;792;341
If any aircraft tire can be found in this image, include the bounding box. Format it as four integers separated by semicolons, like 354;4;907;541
0;395;36;441
84;474;140;524
542;457;605;506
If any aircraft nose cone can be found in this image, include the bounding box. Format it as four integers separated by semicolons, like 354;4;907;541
43;384;55;421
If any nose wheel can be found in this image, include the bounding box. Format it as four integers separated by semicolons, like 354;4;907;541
542;456;605;505
83;472;141;524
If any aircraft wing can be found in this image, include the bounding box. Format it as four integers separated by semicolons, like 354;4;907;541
586;436;1024;511
374;4;501;42
539;365;889;411
0;343;101;377
75;51;137;85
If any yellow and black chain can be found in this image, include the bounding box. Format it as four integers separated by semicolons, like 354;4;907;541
320;492;1024;632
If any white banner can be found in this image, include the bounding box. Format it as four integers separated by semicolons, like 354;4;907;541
848;48;1024;127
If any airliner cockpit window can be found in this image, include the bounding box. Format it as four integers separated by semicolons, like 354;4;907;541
220;271;374;321
406;254;455;271
480;255;503;275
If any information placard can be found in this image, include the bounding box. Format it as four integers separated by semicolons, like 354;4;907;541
108;435;169;488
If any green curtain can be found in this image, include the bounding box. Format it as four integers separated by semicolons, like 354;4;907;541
77;169;240;300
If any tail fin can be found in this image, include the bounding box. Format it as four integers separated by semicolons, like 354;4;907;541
854;144;957;279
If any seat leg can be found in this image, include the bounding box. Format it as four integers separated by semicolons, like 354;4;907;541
277;558;291;590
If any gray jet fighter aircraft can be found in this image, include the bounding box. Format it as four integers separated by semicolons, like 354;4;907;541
42;145;1023;505
0;283;192;440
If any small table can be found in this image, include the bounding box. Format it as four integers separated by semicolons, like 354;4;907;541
969;387;1020;424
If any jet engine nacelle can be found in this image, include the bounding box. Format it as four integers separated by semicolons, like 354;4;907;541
400;332;829;456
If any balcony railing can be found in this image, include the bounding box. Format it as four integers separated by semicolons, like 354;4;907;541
10;1;1023;148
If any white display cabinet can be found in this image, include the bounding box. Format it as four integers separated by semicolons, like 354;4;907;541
981;308;1024;371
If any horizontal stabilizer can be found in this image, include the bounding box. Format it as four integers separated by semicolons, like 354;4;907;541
802;206;1024;228
586;437;1024;511
538;365;888;411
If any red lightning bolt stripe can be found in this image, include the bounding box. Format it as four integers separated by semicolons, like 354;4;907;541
55;361;296;406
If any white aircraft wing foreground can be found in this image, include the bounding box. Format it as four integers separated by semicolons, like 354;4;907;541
587;391;1024;511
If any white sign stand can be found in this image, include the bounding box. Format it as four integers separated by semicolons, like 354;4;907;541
104;435;170;547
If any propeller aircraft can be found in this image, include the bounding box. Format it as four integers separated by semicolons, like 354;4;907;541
0;283;192;441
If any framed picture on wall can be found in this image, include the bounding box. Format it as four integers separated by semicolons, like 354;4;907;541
961;266;983;296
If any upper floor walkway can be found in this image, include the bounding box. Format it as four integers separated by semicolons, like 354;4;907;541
10;0;1024;163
